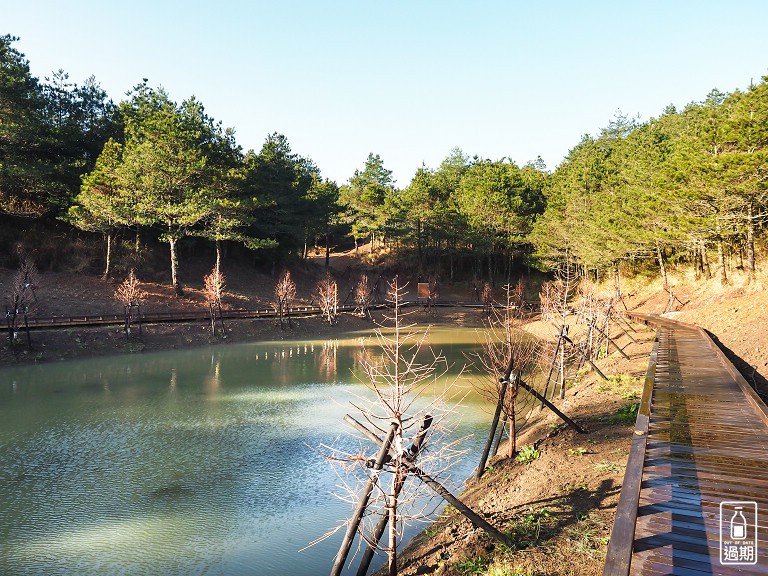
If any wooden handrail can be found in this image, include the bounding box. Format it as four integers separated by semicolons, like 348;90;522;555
603;336;658;576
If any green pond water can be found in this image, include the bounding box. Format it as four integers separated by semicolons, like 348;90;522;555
0;327;502;576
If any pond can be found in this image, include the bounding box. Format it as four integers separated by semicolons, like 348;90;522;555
0;327;506;576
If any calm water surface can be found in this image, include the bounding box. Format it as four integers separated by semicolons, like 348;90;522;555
0;327;494;576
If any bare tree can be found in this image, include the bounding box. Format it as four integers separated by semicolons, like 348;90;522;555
5;255;39;348
274;270;297;329
203;267;226;336
316;272;339;325
480;281;493;317
423;275;439;315
353;274;372;320
473;283;541;462
114;269;145;338
318;277;475;575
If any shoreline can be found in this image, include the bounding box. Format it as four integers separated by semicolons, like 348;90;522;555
0;306;490;369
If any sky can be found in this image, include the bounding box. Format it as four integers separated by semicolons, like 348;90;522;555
5;1;768;186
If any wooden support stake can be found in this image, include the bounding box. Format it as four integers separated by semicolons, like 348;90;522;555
491;411;508;457
559;333;566;400
405;463;512;548
330;422;398;576
613;318;637;343
23;308;31;348
563;335;608;381
477;382;508;479
356;415;432;576
514;378;586;434
591;324;630;360
343;415;512;548
540;327;563;408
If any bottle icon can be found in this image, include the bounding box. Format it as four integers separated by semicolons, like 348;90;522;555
730;507;747;540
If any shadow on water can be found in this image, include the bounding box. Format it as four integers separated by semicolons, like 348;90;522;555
704;329;768;400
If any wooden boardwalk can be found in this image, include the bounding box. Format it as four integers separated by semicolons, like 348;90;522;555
605;313;768;575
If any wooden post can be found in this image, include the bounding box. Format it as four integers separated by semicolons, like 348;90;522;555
405;463;512;548
23;307;31;348
6;309;12;345
477;382;507;478
356;416;432;576
330;422;398;576
613;317;637;342
559;326;567;399
217;301;225;335
491;412;508;457
563;335;608;381
592;323;630;360
514;377;586;433
356;474;405;576
541;327;563;408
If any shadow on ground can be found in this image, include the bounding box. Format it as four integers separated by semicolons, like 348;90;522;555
705;330;768;400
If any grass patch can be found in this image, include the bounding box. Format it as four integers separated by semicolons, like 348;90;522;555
594;461;622;473
485;562;537;576
613;402;639;423
505;508;553;550
565;513;609;558
595;402;639;424
455;555;488;575
516;445;540;463
569;447;588;456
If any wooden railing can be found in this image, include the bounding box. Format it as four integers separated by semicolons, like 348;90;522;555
602;335;657;576
14;300;493;330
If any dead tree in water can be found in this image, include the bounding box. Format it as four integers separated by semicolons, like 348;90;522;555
5;256;39;348
316;272;339;325
274;270;296;329
203;267;226;336
114;270;145;339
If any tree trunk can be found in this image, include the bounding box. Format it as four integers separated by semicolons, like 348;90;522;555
416;219;423;272
701;241;711;279
747;203;756;279
103;232;112;279
655;242;668;289
488;252;494;286
169;236;183;296
693;244;702;279
717;237;727;285
388;469;399;576
325;232;330;268
215;239;222;276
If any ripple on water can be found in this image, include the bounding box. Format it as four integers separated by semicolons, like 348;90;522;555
0;332;489;575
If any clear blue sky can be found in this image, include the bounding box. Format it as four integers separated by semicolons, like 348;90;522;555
5;1;768;186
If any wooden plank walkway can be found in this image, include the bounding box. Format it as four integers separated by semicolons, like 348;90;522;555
605;313;768;575
13;301;485;330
